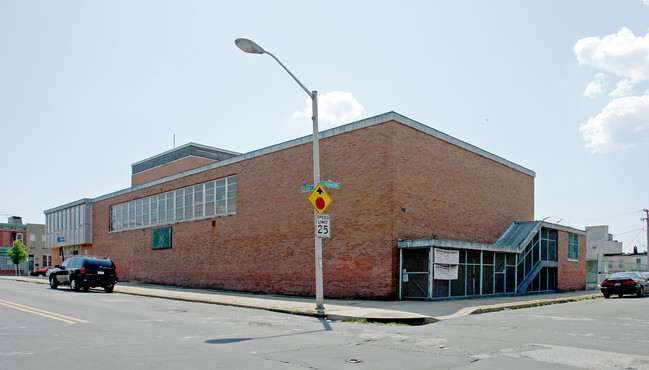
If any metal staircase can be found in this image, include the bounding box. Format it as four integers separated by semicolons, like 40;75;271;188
517;260;558;294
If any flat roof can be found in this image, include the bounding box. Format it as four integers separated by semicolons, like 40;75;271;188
44;198;93;215
131;142;241;175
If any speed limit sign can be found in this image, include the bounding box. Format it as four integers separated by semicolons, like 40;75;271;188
315;213;331;238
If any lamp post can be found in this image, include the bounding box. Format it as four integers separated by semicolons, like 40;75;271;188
235;38;324;311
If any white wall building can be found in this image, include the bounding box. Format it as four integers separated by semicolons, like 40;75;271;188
586;225;622;261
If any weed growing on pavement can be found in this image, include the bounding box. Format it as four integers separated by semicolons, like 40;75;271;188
343;318;411;326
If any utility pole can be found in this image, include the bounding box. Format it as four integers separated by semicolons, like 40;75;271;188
643;209;649;252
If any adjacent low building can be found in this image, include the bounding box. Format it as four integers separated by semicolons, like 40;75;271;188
602;251;648;275
45;112;586;299
26;223;48;272
0;217;48;275
1;216;27;274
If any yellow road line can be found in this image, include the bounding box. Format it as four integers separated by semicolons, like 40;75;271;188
0;299;88;324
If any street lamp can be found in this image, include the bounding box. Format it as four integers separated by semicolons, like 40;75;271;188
235;38;324;311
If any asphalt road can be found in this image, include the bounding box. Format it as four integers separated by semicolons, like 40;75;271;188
1;279;649;369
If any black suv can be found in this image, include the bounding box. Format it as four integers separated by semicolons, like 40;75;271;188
49;256;118;293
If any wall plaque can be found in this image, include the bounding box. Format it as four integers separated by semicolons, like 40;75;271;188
152;226;172;250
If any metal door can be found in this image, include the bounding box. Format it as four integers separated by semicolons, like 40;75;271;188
401;248;430;299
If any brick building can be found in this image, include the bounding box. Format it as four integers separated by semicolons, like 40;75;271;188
1;217;49;275
45;112;586;299
1;216;27;274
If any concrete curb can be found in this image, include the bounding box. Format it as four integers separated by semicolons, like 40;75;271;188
1;276;602;325
433;293;603;320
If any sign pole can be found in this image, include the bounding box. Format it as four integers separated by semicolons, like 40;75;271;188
233;39;325;311
312;91;324;311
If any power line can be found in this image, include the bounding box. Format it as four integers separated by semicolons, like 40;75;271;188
585;210;643;223
613;228;645;237
627;229;645;249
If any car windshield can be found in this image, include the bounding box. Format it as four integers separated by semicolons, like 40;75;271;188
609;272;637;279
85;259;114;268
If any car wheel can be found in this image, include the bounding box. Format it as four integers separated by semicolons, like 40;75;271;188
105;283;114;293
71;278;81;292
49;277;58;289
602;292;610;299
637;287;644;297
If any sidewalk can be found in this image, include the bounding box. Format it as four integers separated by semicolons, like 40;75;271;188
1;276;602;325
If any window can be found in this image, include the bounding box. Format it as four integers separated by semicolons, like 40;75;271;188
227;177;237;213
175;190;184;222
129;201;136;228
135;199;143;227
166;192;174;223
194;184;203;218
215;179;226;214
142;198;150;227
110;206;117;231
150;196;158;225
540;229;557;261
42;254;51;267
205;181;215;217
109;175;236;232
184;188;193;220
121;203;128;229
156;195;165;224
637;258;642;264
567;234;579;260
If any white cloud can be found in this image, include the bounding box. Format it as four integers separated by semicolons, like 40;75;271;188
609;79;634;98
574;27;649;83
583;73;608;98
293;91;364;127
645;0;649;6
579;94;649;153
575;27;649;152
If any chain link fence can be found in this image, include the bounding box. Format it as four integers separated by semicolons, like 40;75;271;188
587;259;648;287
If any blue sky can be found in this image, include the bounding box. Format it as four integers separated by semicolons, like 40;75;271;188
1;1;648;252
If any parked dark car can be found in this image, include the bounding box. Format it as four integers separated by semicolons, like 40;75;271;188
49;256;118;293
600;272;649;298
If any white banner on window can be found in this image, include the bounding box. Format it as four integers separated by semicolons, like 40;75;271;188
434;248;459;265
434;264;459;280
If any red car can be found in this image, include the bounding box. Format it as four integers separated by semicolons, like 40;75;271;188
30;267;50;277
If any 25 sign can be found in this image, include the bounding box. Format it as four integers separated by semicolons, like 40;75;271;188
315;213;331;238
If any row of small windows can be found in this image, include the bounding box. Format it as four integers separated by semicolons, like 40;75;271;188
46;205;85;234
110;176;236;232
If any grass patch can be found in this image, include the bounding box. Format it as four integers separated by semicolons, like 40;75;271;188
343;318;430;326
345;318;409;326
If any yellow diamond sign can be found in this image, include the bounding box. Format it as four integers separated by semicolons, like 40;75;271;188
307;184;331;213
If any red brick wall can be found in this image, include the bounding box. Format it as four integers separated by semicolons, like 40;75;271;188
557;232;586;291
89;120;534;298
1;229;26;248
132;157;217;186
1;228;27;275
390;123;534;243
